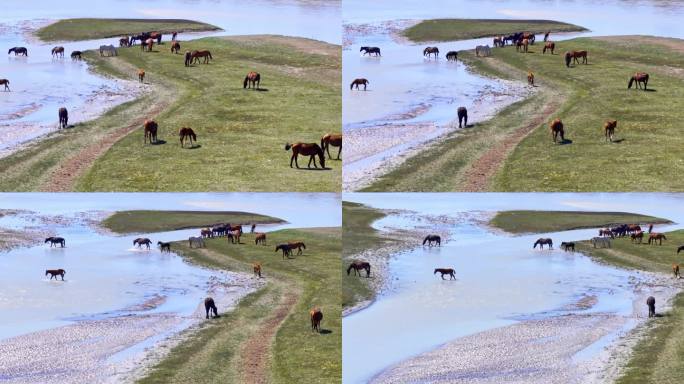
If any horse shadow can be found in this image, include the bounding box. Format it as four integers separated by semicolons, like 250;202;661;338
255;88;269;92
319;329;333;335
644;89;657;92
558;138;573;145
296;167;330;171
151;140;167;145
610;138;625;144
183;144;202;150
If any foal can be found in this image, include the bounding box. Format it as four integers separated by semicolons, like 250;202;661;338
604;120;617;142
549;118;564;143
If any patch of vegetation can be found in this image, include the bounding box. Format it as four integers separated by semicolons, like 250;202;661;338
490;210;669;234
403;19;586;42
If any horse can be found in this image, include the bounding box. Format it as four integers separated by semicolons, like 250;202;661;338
191;50;212;64
71;51;82;60
250;224;256;233
475;45;491;57
227;230;241;244
517;39;529;53
446;51;458;61
604;120;617;142
549;118;565;143
189;236;205;248
310;308;323;332
288;241;306;255
560;242;575;251
527;72;534;86
533;238;553;249
591;237;611;248
204;297;219;319
133;238;152;249
647;296;656;318
678;245;684;254
142;38;154;52
45;237;65;248
434;268;456;280
423;47;439;59
57;107;69;129
253;263;262;278
150;32;163;44
627;224;642;234
347;261;371;277
631;231;644;244
628;72;649;90
285;142;326;169
119;37;130;47
360;46;381;56
51;46;64;58
171;41;181;54
228;224;244;234
648;233;666;245
45;269;66;281
673;264;680;279
158;241;171;252
493;37;504;47
544;31;550;42
255;233;267;245
143;120;158;145
599;228;614;238
99;45;117;57
565;51;587;67
184;51;192;66
542;42;555;54
179;127;197;148
275;244;293;259
0;79;9;92
522;32;536;44
350;78;369;91
423;235;441;247
8;47;28;56
243;71;261;89
201;228;213;238
457;107;468;128
321;133;342;160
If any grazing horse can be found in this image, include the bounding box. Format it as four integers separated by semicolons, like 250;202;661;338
58;107;69;129
288;241;306;255
184;51;192;66
253;263;262;278
423;47;439;59
179;127;197;148
171;41;181;54
255;232;267;245
138;69;145;83
599;228;614;238
243;71;261;89
204;297;218;319
542;42;555;54
310;308;323;332
191;50;212;64
646;296;656;318
533;238;553;249
493;36;504;47
678;245;684;254
321;133;342;160
133;238;152;249
119;37;130;47
457;107;468;128
628;72;649;90
99;45;117;57
157;241;171;252
434;268;456;280
423;235;441;247
673;264;680;279
142;38;155;52
8;47;28;56
347;261;371;277
227;230;242;244
201;228;213;238
71;51;82;60
527;71;534;86
648;233;666;245
475;45;491;57
143;120;158;144
0;79;9;92
565;50;588;67
189;236;205;248
631;231;644;244
350;78;369;91
604;120;617;142
51;46;64;58
560;242;575;251
360;46;381;56
549;118;565;143
46;269;66;281
285;142;326;169
446;51;458;61
592;237;611;248
275;243;293;259
45;237;66;248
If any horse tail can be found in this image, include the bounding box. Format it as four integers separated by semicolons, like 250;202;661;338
350;81;353;90
243;76;248;88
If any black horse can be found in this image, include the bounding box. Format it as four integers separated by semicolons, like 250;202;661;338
204;297;219;319
58;107;68;129
71;51;83;60
457;107;468;128
647;296;656;318
678;245;684;254
157;241;171;253
360;46;381;56
560;242;575;251
45;237;65;248
446;51;458;61
275;243;293;259
184;51;193;67
423;234;441;247
8;47;28;56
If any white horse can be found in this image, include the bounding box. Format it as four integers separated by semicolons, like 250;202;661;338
99;45;118;57
591;237;611;248
475;45;491;57
189;236;205;248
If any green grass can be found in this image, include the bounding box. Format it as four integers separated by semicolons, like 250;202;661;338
490;210;669;234
36;18;221;42
140;227;341;383
101;210;284;234
403;19;586;42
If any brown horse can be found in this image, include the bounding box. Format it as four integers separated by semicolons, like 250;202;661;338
347;261;371;277
533;238;553;249
170;41;181;54
457;107;468;128
0;79;9;92
150;32;162;44
192;50;213;64
604;120;617;142
58;107;68;129
310;308;323;332
631;231;644;244
288;241;306;255
142;38;154;52
253;263;262;278
517;38;529;53
201;228;213;238
648;233;667;245
423;47;439;59
565;50;588;67
179;127;197;148
133;238;152;249
255;232;267;245
138;69;145;83
184;51;192;66
243;71;261;89
46;269;66;281
143;120;158;144
673;264;680;278
51;46;64;58
285;142;326;169
227;230;242;244
321;133;342;160
527;71;534;86
119;37;130;47
628;72;649;90
549;118;564;143
542;42;555;54
204;297;218;319
434;268;456;280
350;78;369;91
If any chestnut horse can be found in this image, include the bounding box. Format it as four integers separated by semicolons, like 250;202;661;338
423;235;441;247
457;107;468;128
255;232;267;245
171;41;181;54
648;233;667;245
347;261;371;277
285;142;326;169
204;297;218;318
527;71;534;86
0;79;9;92
604;120;617;142
192;50;212;64
423;47;439;59
516;39;529;53
288;241;306;255
227;230;241;244
133;238;152;249
673;264;680;279
628;72;649;90
179;127;197;147
143;120;158;144
533;238;553;249
434;268;456;280
51;46;64;57
542;42;555;54
243;71;261;89
142;38;154;52
138;69;145;83
350;78;369;91
253;263;262;278
631;231;644;244
310;308;323;332
58;107;68;129
549;118;564;143
321;133;342;160
565;50;588;67
46;269;66;281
